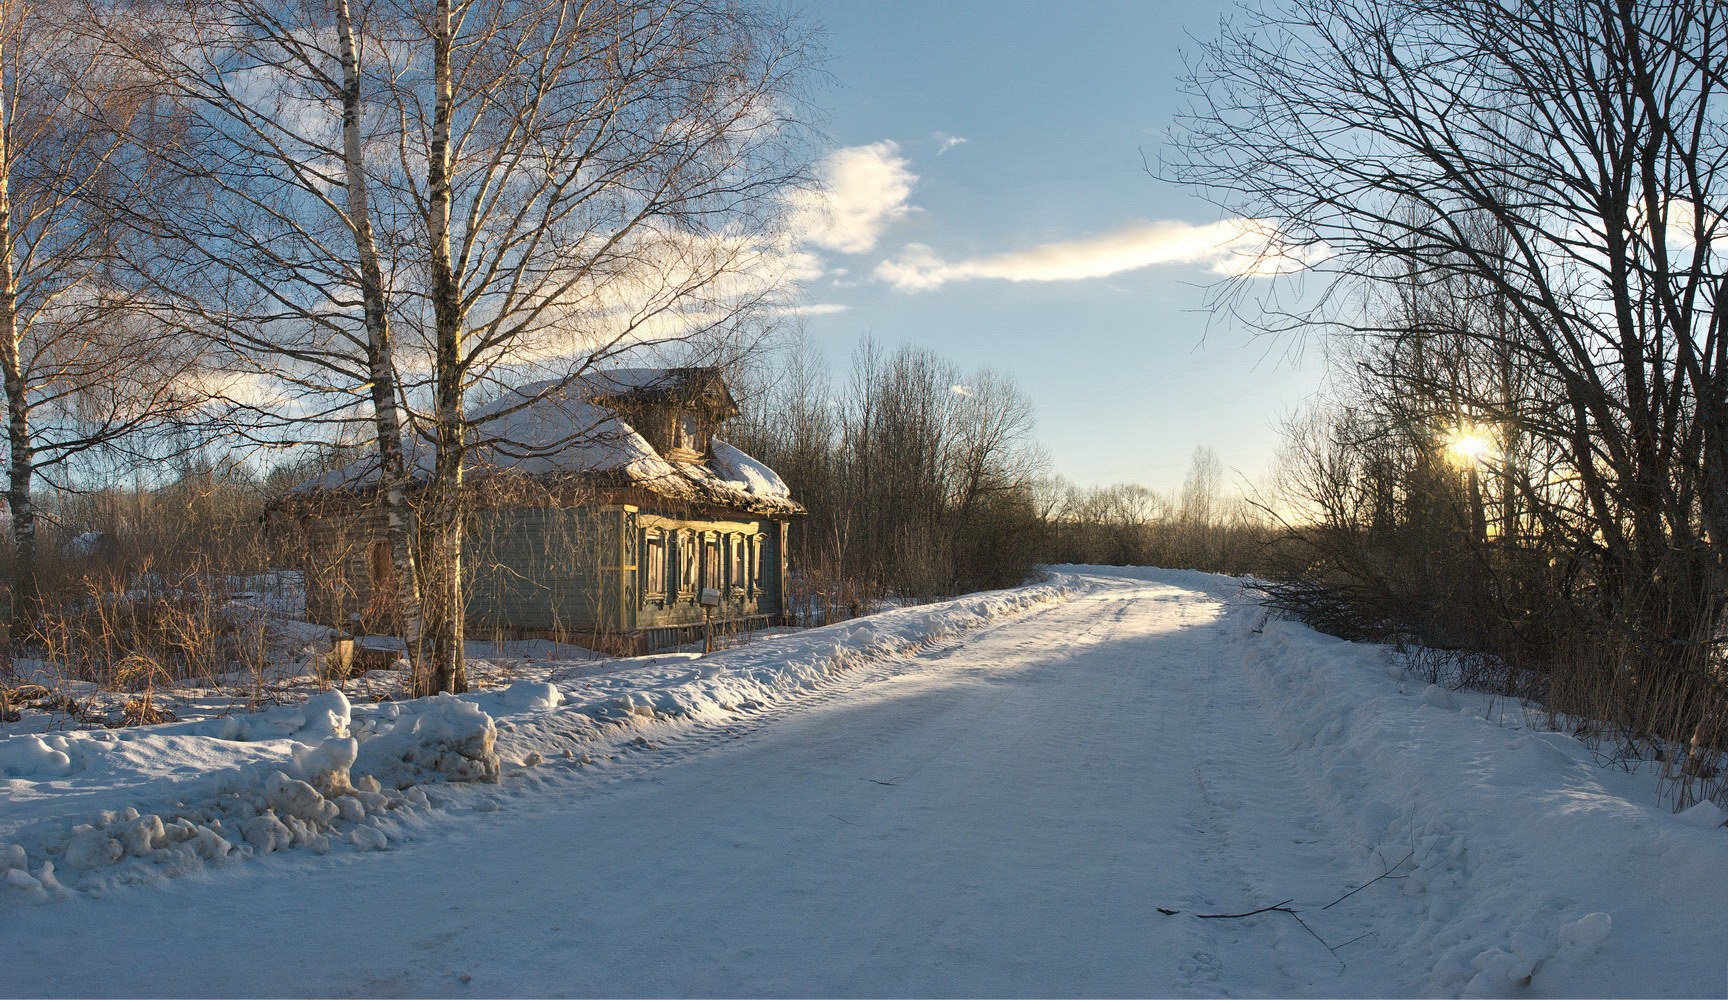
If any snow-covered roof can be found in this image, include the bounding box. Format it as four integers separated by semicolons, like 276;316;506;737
281;373;800;516
579;366;736;413
582;367;685;393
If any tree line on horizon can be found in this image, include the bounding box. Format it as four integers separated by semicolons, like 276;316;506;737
727;334;1276;613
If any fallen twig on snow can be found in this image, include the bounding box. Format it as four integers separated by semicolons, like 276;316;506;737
1321;849;1417;909
1156;899;1295;918
1153;848;1419;971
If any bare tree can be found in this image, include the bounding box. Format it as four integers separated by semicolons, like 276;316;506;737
392;0;814;690
735;337;1052;603
333;0;427;679
1177;0;1728;787
1178;0;1728;620
78;0;446;682
0;0;197;660
95;0;813;692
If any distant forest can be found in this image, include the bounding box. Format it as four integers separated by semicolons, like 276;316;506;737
728;336;1274;619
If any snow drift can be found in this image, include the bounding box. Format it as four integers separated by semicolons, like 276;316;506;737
1227;598;1727;997
0;573;1075;902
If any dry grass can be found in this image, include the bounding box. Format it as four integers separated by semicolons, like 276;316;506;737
1262;574;1728;811
7;560;279;727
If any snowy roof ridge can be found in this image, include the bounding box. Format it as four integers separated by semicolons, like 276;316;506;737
278;373;801;516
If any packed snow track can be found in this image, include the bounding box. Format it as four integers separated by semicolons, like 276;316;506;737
2;567;1722;998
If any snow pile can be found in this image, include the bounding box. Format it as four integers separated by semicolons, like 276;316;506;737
0;736;76;778
709;438;791;498
0;737;437;904
0;689;501;903
1230;603;1728;997
1;572;1075;905
353;695;500;789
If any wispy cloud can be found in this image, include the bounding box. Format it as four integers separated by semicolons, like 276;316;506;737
873;219;1317;291
788;141;917;254
772;302;850;317
932;132;968;155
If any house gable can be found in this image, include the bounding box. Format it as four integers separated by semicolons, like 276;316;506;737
585;367;738;463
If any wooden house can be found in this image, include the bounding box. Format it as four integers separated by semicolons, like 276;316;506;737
268;367;803;655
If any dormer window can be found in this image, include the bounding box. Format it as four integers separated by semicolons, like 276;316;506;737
582;367;734;459
676;412;702;455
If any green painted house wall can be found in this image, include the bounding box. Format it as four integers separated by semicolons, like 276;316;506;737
287;499;791;654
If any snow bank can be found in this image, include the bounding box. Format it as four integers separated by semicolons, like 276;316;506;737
1229;602;1728;997
0;690;499;903
485;571;1076;764
1;572;1075;905
354;694;500;789
0;736;76;778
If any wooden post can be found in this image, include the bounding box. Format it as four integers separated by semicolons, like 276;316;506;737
321;638;356;684
699;587;720;655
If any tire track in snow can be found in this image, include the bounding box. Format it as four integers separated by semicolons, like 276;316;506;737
1162;588;1415;997
500;585;1148;996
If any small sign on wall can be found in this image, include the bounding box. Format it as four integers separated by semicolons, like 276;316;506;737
699;587;722;607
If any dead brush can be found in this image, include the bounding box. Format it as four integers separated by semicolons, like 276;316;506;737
23;558;278;727
109;652;176;727
1269;570;1728;812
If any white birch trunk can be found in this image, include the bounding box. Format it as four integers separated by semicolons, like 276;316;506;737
334;0;428;685
423;0;467;694
0;26;35;669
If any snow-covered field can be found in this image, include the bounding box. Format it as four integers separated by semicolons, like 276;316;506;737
1;566;1723;998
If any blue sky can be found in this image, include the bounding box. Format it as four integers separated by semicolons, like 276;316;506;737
787;0;1327;492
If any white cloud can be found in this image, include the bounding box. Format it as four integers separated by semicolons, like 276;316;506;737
933;132;968;155
788;141;917;254
873;218;1319;291
772;302;850;317
1650;198;1725;250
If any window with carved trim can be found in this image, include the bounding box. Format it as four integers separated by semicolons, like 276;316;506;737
642;531;667;602
702;533;721;590
729;534;746;592
677;531;699;594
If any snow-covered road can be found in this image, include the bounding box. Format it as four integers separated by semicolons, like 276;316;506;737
3;568;1723;998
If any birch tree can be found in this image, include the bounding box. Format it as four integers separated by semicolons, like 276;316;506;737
103;0;812;692
333;0;426;679
0;0;195;660
387;0;813;691
84;0;437;681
